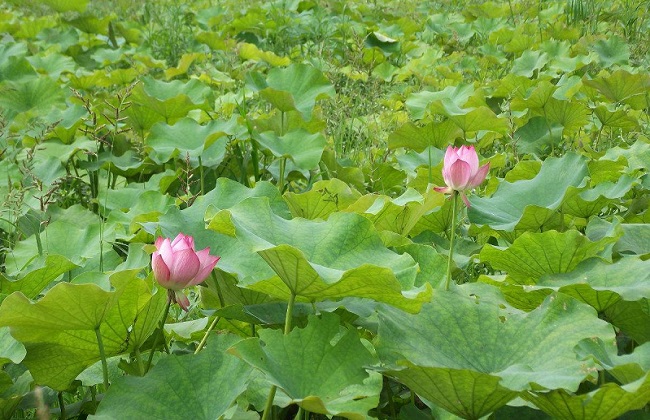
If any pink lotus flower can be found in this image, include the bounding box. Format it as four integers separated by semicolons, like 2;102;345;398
434;145;489;207
152;233;220;311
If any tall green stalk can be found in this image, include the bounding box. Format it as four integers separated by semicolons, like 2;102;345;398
145;298;172;373
445;192;459;291
194;315;221;355
198;156;205;196
278;157;287;192
195;273;227;354
95;327;110;390
261;292;297;420
427;147;433;185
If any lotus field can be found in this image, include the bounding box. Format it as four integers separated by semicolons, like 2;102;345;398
1;0;649;418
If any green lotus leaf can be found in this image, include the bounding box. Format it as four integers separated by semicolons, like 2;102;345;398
30;155;65;187
394;242;447;288
66;15;112;35
252;63;335;120
371;163;407;192
575;339;650;385
92;334;252;420
388;120;462;152
554;74;583;99
0;271;161;390
4;205;118;276
491;74;537;99
255;128;326;170
468;152;589;231
123;103;166;134
255;246;428;312
603;299;650;344
239;43;290;66
25;53;76;78
594;105;640;130
528;257;650;311
111;272;167;349
562;175;637;218
0;77;66;120
146;117;242;166
546;44;591;74
511;50;548;77
284;178;362;220
405;84;474;120
39;0;88;13
77;356;122;387
522;372;650;420
163;52;206;80
130;76;214;122
386;364;519;419
396;148;445;177
480;230;616;285
0;254;77;299
143;182;289;301
202;271;273;310
542;97;589;135
230;313;381;420
0;327;26;367
446;105;509;134
146;178;287;245
206;197;430;312
0;42;29;78
103;189;175;236
591;36;630;68
586;217;650;257
365;31;400;54
602;139;650;172
0;371;31;420
510;80;556;111
513;116;563;155
344;188;445;236
48;103;88;143
584;69;650;110
376;288;614;418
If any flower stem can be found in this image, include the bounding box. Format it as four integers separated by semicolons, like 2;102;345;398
427;147;433;185
211;272;226;308
146;298;172;373
278;157;286;192
283;292;296;335
95;327;110;390
445;192;458;291
58;391;66;420
194;315;221;355
135;347;145;376
262;293;297;420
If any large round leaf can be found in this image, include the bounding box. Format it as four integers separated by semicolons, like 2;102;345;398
376;286;614;418
92;334;252;420
522;372;650;420
468;152;589;231
207;197;431;313
252;63;335;120
479;230;617;284
145;117;241;166
230;313;381;419
529;257;650;311
255;128;326;171
0;272;163;390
